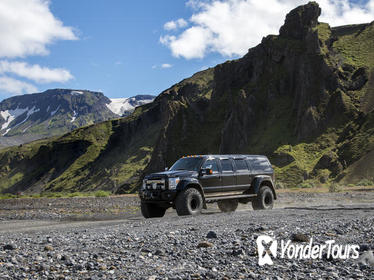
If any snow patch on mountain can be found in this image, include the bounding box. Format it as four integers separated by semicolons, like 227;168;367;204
23;125;31;133
50;105;60;116
1;106;40;135
71;90;84;96
70;111;77;123
106;98;133;115
106;96;154;116
1;107;29;130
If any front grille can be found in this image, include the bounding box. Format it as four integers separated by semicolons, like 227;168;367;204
145;179;166;190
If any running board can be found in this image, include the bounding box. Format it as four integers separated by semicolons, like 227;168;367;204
205;194;257;203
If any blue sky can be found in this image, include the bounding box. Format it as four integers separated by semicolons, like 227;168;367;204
48;0;221;98
0;0;373;100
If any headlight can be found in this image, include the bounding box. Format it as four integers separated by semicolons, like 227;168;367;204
168;177;180;190
141;179;146;190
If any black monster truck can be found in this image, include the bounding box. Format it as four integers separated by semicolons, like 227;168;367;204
139;155;276;218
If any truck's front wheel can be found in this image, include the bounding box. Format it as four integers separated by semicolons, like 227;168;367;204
141;202;166;218
175;188;203;216
252;186;274;210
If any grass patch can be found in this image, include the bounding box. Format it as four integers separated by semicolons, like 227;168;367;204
0;191;113;200
357;179;374;186
297;181;315;189
94;190;111;197
332;23;374;68
315;23;332;55
0;193;18;199
328;183;340;193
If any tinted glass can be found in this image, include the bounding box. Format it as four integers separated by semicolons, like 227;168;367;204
247;157;272;172
220;159;233;172
170;157;203;171
234;159;248;171
202;159;219;173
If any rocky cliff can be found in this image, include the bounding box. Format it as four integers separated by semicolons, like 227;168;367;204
0;2;373;194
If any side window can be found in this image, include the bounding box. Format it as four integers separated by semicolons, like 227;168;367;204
202;159;219;173
234;159;248;171
248;157;272;173
220;159;233;172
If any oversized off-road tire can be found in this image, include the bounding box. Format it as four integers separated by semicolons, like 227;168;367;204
217;200;238;212
175;188;203;216
252;186;274;210
141;202;166;218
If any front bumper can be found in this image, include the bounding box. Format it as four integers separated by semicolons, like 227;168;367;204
139;189;177;202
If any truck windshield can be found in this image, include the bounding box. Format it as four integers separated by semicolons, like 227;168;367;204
170;157;203;171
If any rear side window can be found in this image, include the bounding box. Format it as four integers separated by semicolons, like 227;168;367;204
201;159;219;173
234;159;248;171
220;159;233;172
247;157;272;173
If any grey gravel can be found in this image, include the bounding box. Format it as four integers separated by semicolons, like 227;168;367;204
0;192;373;279
206;231;217;239
3;244;16;250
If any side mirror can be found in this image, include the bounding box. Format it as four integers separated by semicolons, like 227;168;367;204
165;167;169;171
200;168;213;175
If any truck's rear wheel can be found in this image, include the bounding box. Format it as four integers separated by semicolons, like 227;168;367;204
217;200;238;212
175;188;203;216
141;202;166;218
252;186;274;210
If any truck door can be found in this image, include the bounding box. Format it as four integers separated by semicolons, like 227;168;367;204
233;158;251;191
219;159;238;192
199;158;222;194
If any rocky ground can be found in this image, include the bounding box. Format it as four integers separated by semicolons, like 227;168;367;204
0;196;140;221
0;191;373;279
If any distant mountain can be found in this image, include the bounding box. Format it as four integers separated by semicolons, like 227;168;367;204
106;95;155;116
0;89;155;147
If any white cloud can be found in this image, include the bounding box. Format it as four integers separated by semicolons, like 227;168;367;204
0;76;37;95
0;0;77;58
161;63;173;68
164;18;189;30
161;27;212;59
152;64;173;69
0;0;77;96
0;61;73;84
318;0;374;26
161;0;374;59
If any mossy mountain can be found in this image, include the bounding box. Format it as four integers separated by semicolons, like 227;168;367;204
0;2;373;194
0;89;154;148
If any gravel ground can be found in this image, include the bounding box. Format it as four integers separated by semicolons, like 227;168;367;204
0;192;373;279
0;196;140;221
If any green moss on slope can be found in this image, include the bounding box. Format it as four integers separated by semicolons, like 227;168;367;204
333;23;374;68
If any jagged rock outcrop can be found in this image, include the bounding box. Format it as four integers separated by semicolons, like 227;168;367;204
280;1;321;40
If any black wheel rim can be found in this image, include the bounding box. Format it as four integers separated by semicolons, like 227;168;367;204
264;192;272;206
190;198;198;210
